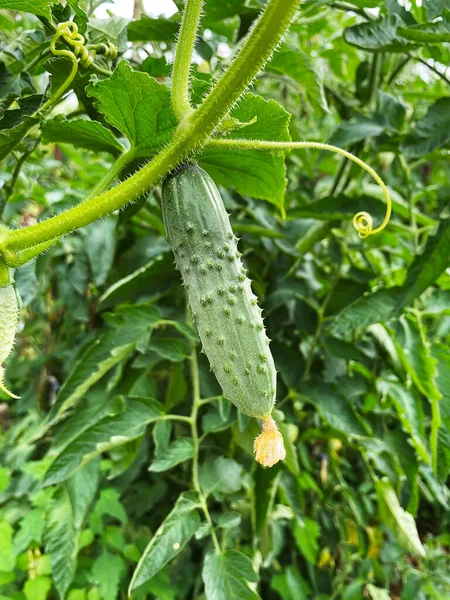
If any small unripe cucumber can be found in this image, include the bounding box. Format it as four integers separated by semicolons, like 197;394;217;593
0;285;18;364
162;164;276;420
0;284;19;398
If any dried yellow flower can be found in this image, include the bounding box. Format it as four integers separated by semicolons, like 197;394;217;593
253;416;286;467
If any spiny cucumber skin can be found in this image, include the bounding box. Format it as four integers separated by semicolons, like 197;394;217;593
0;285;18;364
162;164;276;420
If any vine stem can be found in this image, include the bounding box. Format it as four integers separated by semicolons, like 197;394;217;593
207;139;392;238
171;0;204;120
189;320;222;554
0;257;10;287
0;0;301;256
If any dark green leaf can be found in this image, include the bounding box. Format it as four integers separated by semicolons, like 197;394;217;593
268;48;329;115
49;303;161;420
401;98;450;158
127;15;179;43
294;518;320;563
300;383;371;438
148;437;194;472
376;478;426;556
345;15;415;52
44;397;165;485
42;115;124;155
378;380;429;463
87;61;177;157
0;94;41;160
199;456;243;497
0;0;55;18
202;549;260;600
44;489;78;600
129;491;201;592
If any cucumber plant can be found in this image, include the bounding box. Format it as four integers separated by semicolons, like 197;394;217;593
0;0;391;466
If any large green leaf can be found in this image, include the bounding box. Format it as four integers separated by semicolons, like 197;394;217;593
42;115;124;155
393;315;441;402
148;438;195;472
86;61;176;157
199;456;243;497
376;478;426;556
0;0;55;18
378;380;429;464
202;549;260;600
44;489;78;600
398;11;450;43
49;303;161;421
268;48;329;115
401;98;450;158
127;15;179;43
344;15;416;52
129;491;201;593
199;94;291;213
300;383;371;438
0;62;35;117
43;397;165;485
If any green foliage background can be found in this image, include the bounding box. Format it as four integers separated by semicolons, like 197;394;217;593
0;1;449;599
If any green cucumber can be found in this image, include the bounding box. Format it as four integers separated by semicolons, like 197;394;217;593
162;164;276;420
0;284;19;398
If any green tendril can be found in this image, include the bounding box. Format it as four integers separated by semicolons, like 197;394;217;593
206;139;393;238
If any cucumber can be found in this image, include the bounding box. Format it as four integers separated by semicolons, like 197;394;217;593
0;284;19;398
162;164;277;420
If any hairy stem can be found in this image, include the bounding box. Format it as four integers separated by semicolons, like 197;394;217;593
172;0;204;120
0;0;301;255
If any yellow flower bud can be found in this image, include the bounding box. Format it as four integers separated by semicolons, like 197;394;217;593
253;416;286;467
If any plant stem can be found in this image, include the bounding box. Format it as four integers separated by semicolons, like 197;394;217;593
387;55;411;86
191;0;300;134
171;0;204;120
158;414;193;423
0;0;301;255
412;54;450;87
189;328;222;553
286;221;338;278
